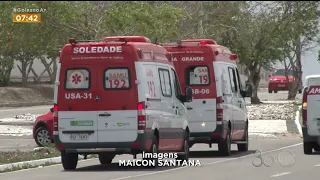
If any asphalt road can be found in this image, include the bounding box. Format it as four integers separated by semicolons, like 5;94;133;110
2;138;319;180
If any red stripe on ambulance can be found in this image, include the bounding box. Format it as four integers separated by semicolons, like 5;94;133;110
308;85;320;95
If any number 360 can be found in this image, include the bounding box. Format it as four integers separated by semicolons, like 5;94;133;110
252;149;295;167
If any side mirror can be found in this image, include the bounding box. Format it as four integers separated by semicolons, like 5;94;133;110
184;87;193;102
244;84;253;97
50;108;54;113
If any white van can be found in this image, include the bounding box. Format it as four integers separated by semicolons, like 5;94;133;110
302;74;320;154
53;36;193;170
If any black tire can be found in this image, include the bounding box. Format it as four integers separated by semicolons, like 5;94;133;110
303;142;313;155
61;151;78;170
34;126;51;147
274;90;278;93
298;89;302;94
98;153;115;165
268;90;272;93
218;128;231;156
237;123;249;152
144;134;159;168
176;131;190;161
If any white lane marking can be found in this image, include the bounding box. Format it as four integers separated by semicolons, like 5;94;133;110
108;143;302;180
0;106;51;112
314;164;320;166
270;172;292;177
0;142;302;177
294;108;303;136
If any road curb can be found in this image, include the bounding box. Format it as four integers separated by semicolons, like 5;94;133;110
0;155;95;172
0;157;61;172
0;101;52;108
294;106;303;137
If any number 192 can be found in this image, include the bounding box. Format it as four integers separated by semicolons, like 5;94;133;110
108;79;127;88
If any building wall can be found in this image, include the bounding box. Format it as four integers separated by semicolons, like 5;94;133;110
10;57;56;82
9;58;269;87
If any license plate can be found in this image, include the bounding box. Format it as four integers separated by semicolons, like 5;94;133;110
70;134;88;141
278;84;285;87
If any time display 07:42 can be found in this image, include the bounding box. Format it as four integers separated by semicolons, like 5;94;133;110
13;13;41;23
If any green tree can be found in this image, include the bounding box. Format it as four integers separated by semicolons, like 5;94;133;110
0;2;18;86
104;2;183;42
274;1;320;99
221;2;287;103
0;1;53;85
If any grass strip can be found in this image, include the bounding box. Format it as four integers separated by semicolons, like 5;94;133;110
0;161;60;173
0;147;60;165
0;145;98;173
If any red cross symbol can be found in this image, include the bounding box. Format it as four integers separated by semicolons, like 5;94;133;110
72;73;82;84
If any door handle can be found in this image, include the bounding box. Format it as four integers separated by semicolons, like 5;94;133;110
99;113;111;117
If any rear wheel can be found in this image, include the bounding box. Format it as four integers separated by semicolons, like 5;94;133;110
274;90;278;93
98;153;115;165
268;90;272;93
298;89;302;94
218;128;231;156
144;134;159;168
61;151;78;170
237;123;249;152
303;142;313;155
176;131;190;161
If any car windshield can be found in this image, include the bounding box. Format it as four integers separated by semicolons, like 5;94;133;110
273;69;294;76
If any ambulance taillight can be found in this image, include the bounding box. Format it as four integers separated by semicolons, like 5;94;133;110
53;104;59;133
216;96;224;125
137;101;146;132
302;87;308;126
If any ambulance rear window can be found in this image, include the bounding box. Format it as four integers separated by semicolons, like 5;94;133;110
104;68;130;90
186;66;210;86
65;68;90;90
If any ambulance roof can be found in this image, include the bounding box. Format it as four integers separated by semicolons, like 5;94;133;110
305;74;320;80
60;36;172;65
160;39;238;63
